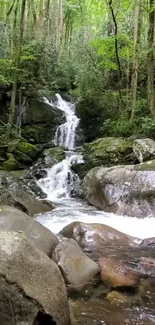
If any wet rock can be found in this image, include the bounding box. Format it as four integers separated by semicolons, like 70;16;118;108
59;221;134;256
0;230;70;325
0;205;59;256
133;138;155;163
45;146;66;162
99;257;140;288
30;146;66;180
140;237;155;247
83;164;155;217
53;238;99;291
0;169;49;210
106;291;142;304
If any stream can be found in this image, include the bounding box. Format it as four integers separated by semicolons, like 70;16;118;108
35;94;155;325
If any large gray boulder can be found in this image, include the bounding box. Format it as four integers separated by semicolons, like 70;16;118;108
83;163;155;217
53;238;99;291
0;230;71;325
0;205;59;256
133;138;155;163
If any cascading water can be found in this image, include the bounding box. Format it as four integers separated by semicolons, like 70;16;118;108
38;94;83;201
53;94;79;149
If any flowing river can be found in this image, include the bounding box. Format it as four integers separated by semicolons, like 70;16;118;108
35;94;155;325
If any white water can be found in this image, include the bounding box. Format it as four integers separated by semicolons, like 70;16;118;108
38;94;83;201
36;94;155;239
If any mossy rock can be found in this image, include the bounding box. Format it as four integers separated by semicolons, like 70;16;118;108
8;139;21;153
44;147;65;162
22;125;54;144
83;137;134;169
2;154;20;171
16;142;40;160
14;150;33;165
135;160;155;171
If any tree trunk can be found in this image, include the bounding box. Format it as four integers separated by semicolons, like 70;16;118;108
8;0;26;130
147;0;155;118
130;0;142;121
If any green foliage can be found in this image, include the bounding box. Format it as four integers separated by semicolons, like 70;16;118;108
102;119;134;137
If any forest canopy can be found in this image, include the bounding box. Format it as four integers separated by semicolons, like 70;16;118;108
0;0;154;138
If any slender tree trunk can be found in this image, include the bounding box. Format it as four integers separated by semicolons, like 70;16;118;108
130;0;142;121
147;0;155;118
109;0;122;101
109;0;122;81
8;0;26;130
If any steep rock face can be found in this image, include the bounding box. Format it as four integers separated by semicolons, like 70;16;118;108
0;230;70;325
0;205;58;256
22;98;64;144
83;162;155;217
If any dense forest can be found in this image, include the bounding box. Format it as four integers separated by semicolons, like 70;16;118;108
0;0;155;141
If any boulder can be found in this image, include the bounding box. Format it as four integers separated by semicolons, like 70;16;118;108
99;257;140;288
59;222;134;255
84;137;135;168
140;237;155;247
0;230;70;325
0;169;51;212
44;146;66;162
2;153;20;171
16;141;40;160
53;238;99;291
0;205;59;256
83;163;155;217
133;138;155;163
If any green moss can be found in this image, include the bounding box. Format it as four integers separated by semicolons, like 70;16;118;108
14;150;33;164
83;137;134;169
16;141;40;160
2;154;20;171
135;160;155;171
45;147;66;162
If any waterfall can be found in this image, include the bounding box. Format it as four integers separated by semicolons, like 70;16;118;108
53;94;79;149
38;94;83;201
